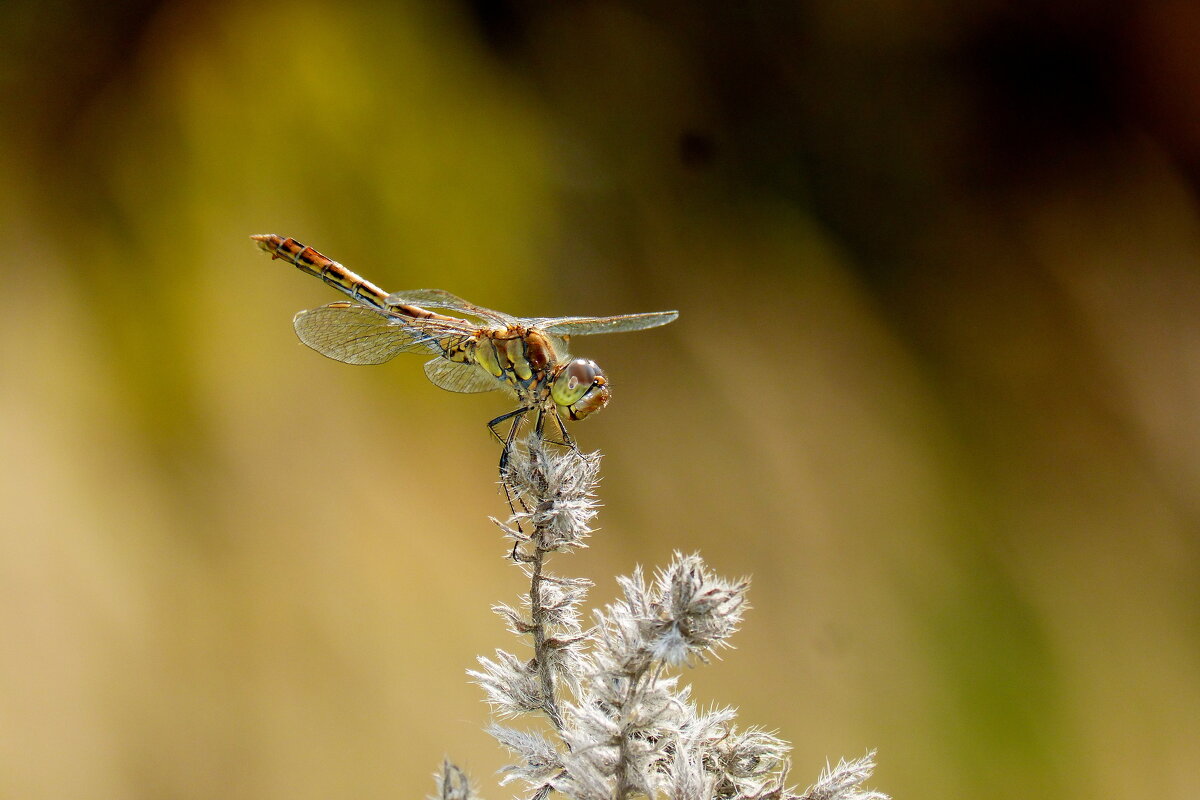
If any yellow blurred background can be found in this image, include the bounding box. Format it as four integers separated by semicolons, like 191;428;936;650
3;1;1199;798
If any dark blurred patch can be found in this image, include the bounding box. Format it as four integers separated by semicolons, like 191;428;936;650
677;129;716;169
957;7;1130;184
459;0;814;205
1125;0;1200;196
1;0;165;155
461;0;536;53
453;0;1178;270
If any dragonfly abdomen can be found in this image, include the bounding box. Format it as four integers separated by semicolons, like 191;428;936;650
252;234;467;327
252;234;390;309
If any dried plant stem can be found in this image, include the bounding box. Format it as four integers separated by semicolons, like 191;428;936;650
516;440;566;730
612;676;638;800
528;545;565;731
501;436;594;733
612;660;663;800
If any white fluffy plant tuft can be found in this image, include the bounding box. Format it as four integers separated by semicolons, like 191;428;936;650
448;434;888;800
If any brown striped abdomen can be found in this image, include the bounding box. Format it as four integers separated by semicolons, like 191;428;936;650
253;234;465;324
252;234;390;309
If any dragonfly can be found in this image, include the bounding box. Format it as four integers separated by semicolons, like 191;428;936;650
253;234;678;466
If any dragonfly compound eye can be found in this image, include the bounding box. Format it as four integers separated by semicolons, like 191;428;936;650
553;359;610;420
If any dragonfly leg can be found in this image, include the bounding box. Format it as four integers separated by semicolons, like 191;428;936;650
533;409;578;457
487;407;529;469
488;407;532;538
551;410;578;453
503;408;552;560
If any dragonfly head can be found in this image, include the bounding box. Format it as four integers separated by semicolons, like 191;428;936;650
552;358;610;421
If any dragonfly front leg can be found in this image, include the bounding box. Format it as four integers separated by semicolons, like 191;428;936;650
530;407;577;456
550;410;577;453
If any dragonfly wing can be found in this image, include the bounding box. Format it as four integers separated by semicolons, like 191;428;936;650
537;310;679;336
547;334;571;360
293;302;447;365
423;358;504;393
386;288;516;326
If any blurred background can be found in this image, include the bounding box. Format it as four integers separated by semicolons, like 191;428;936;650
2;0;1199;798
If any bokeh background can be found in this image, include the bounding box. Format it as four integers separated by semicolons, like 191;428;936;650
3;1;1199;798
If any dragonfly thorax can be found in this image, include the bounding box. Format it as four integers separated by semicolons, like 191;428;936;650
471;331;608;421
472;328;553;387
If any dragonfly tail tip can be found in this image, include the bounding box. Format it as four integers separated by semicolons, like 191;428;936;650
250;234;280;254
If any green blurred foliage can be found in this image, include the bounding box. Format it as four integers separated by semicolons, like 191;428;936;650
2;1;1199;799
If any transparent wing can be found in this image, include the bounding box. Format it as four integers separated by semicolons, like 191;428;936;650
292;302;455;365
423;358;504;393
547;334;571;360
536;310;679;336
385;288;517;326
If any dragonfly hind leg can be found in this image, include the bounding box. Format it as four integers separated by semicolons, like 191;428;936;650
488;408;533;544
488;407;530;474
